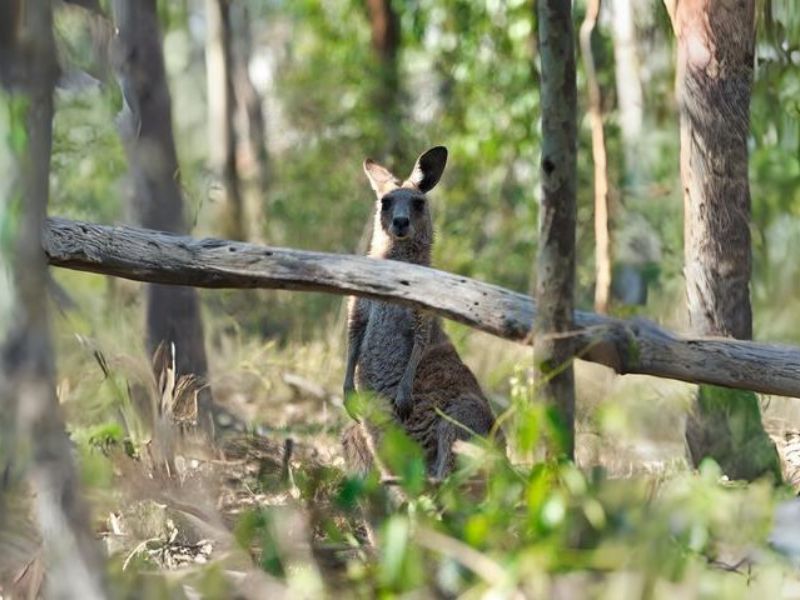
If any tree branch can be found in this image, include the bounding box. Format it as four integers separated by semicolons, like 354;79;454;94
43;217;800;399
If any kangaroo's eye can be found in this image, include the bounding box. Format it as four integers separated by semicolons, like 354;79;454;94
381;197;392;211
412;198;426;211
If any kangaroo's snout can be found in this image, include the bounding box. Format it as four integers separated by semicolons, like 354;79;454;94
391;216;411;238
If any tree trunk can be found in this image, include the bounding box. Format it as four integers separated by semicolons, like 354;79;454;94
205;0;245;241
112;0;215;435
668;0;780;480
365;0;402;158
0;2;106;596
580;0;612;314
230;1;269;243
535;0;578;460
610;0;645;184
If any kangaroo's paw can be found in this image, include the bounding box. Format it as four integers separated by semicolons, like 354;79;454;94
343;375;355;397
343;387;361;423
395;384;413;420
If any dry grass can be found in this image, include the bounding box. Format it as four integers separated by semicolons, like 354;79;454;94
4;274;797;596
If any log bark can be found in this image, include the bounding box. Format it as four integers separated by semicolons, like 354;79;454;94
536;0;578;459
42;217;800;401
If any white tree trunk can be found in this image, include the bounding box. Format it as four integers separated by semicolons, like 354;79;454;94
610;0;645;182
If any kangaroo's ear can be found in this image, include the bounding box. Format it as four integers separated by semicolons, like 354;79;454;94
363;158;399;196
407;146;448;193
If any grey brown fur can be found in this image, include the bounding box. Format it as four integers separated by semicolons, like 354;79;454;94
342;147;503;478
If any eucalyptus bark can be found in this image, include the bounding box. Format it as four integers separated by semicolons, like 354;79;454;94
206;0;245;241
112;0;215;434
0;2;106;596
579;0;612;314
669;0;779;480
535;0;578;459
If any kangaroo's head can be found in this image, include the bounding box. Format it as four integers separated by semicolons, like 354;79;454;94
363;146;448;262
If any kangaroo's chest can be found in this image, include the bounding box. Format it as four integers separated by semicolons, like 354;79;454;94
355;302;415;396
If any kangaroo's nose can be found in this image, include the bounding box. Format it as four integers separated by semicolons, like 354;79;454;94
393;217;410;231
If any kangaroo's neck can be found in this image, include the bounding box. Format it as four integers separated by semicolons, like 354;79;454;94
368;222;432;265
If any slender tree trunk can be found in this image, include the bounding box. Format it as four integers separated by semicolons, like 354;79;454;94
112;0;215;435
205;0;245;241
365;0;402;158
349;0;403;325
231;2;269;243
668;0;779;480
580;0;612;315
610;0;650;309
610;0;645;184
535;0;578;460
0;2;106;596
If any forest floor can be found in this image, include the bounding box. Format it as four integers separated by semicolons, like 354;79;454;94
4;275;800;596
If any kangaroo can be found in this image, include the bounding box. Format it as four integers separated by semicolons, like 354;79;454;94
342;146;503;478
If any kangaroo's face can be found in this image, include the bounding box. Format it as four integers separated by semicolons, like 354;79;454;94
363;146;448;243
378;188;427;240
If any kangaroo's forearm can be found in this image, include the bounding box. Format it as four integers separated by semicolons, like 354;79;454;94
398;314;431;395
344;297;368;392
410;316;430;374
400;342;424;389
344;318;367;393
344;330;362;390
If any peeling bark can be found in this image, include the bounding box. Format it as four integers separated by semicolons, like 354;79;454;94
669;0;778;480
673;0;755;340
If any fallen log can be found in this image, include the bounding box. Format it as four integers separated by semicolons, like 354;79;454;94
43;217;800;398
